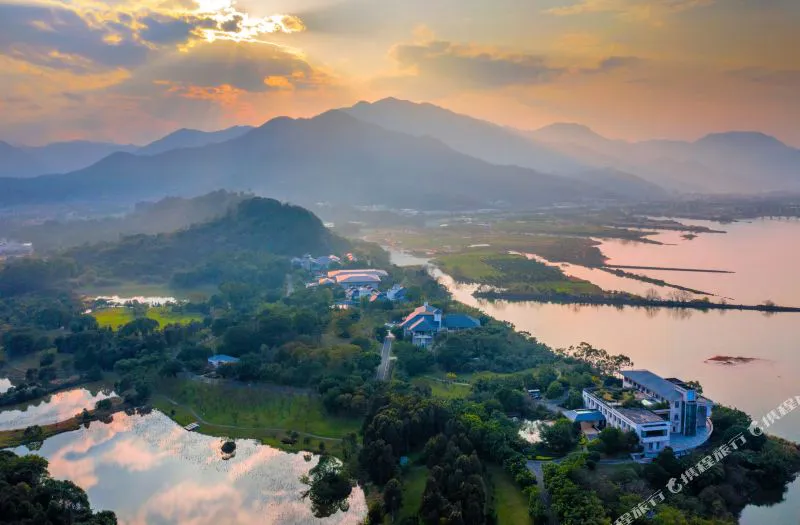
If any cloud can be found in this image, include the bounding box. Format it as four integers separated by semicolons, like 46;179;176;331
376;34;645;97
727;67;800;89
0;1;306;74
129;40;333;94
545;0;715;21
386;39;564;91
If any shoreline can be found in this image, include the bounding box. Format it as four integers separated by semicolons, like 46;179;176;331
473;291;800;312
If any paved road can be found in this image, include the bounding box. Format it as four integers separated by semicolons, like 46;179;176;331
377;335;394;381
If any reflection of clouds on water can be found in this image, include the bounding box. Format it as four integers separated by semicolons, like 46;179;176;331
0;388;115;431
0;378;12;394
16;411;366;525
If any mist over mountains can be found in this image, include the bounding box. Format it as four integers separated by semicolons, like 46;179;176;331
1;98;797;211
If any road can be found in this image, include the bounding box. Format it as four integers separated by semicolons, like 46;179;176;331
284;273;294;297
377;334;395;381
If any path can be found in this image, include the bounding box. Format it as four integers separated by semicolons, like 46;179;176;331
377;334;394;381
285;273;295;297
156;395;342;442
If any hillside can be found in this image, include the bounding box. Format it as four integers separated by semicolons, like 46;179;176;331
2;190;250;253
70;197;349;287
0;111;620;211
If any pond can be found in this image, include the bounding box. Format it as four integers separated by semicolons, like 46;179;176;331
0;387;115;431
9;408;367;525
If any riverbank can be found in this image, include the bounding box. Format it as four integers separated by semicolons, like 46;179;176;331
474;290;800;312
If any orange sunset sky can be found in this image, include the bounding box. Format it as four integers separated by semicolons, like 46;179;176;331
1;0;798;146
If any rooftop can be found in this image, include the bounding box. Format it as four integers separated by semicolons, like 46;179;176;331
208;354;240;364
563;409;605;423
622;370;683;401
443;314;481;329
617;408;667;425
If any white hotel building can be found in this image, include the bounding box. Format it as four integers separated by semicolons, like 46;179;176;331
579;370;714;457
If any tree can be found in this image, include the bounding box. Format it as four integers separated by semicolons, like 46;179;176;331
563;389;584;410
541;419;578;455
221;441;236;454
302;455;353;518
545;380;565;399
384;478;404;519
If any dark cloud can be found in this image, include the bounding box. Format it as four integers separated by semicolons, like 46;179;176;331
389;40;564;89
120;40;331;94
0;3;149;71
580;56;644;74
62;92;86;102
138;14;200;45
728;67;800;88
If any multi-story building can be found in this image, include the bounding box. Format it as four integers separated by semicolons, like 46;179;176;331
621;370;713;437
578;369;714;457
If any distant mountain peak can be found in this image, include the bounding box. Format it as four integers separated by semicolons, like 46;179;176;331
696;131;788;149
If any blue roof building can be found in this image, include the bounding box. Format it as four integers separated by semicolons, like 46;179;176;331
399;303;481;348
208;355;241;367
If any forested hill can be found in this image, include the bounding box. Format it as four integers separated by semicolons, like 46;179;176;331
69;197;350;287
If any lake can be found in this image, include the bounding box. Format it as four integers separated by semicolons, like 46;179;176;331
393;218;800;524
4;394;367;525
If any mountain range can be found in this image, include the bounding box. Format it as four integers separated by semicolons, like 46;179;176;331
0;126;254;177
528;124;800;193
0;110;619;210
0;98;798;210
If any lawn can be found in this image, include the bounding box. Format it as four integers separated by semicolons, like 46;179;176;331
91;307;203;329
488;464;532;525
435;251;604;297
145;307;204;326
154;379;361;439
412;377;471;399
398;465;429;521
92;308;135;329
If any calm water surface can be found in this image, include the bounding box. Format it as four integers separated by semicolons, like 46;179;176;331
11;409;366;525
0;388;114;430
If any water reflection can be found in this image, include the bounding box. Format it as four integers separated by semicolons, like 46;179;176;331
598;219;800;307
14;411;366;525
0;388;114;431
0;377;12;394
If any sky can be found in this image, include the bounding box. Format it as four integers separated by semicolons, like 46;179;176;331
1;0;798;146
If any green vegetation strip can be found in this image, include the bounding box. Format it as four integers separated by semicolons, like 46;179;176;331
92;307;203;329
155;380;361;439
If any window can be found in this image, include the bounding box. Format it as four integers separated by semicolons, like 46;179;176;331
675;401;680;408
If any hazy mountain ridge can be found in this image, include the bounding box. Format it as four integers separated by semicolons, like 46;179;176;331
530;125;800;193
0;110;622;211
136;126;254;156
344;98;667;200
0;126;255;177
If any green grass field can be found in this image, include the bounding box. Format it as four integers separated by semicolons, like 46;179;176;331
398;465;429;521
412;377;471;399
92;308;135;329
91;307;203;329
155;379;361;439
488;464;532;525
436;251;604;297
